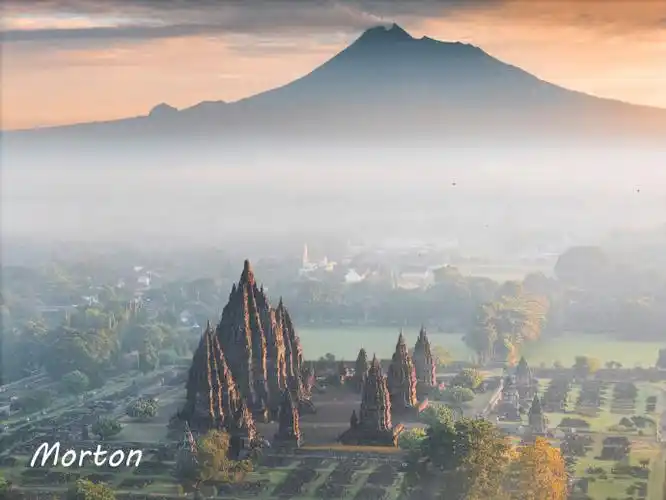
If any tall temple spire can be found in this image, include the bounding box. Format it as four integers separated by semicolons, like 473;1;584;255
177;324;256;441
239;259;255;285
528;394;547;435
179;261;314;434
387;331;418;412
354;348;369;393
274;389;302;447
413;326;436;389
339;351;403;446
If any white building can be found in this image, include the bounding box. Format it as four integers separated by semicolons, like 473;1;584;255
298;243;337;276
344;269;366;284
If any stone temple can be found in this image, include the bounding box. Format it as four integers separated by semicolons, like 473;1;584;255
412;326;437;397
386;332;418;415
273;389;302;448
353;348;369;393
215;260;314;421
173;260;315;443
527;394;548;436
173;322;257;447
339;355;404;446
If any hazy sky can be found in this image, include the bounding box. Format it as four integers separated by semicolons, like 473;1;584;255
2;0;665;129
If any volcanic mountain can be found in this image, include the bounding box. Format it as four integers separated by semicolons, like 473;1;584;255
5;23;666;154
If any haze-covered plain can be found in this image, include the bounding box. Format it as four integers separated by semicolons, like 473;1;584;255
3;146;666;258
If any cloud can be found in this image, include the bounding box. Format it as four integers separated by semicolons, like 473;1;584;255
2;2;384;43
1;0;496;47
2;0;663;50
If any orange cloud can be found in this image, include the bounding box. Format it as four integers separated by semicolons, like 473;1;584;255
1;36;347;129
410;3;666;109
1;0;665;129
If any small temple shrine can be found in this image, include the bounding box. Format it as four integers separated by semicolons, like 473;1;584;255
273;390;302;448
413;326;437;398
527;394;548;436
339;356;404;446
386;332;419;416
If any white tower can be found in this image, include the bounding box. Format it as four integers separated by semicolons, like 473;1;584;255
302;244;309;267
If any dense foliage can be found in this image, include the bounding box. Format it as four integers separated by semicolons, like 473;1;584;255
126;397;159;420
92;418;122;441
66;479;115;500
406;416;567;500
3;244;666;383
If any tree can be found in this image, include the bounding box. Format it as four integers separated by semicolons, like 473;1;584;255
440;386;475;405
656;349;666;369
13;320;49;374
430;345;452;368
572;356;600;379
158;349;180;366
62;370;90;395
0;474;10;496
399;427;427;451
66;479;115;500
194;430;253;485
451;368;483;390
419;418;512;500
464;304;498;364
126;398;158;420
92;418;122;441
13;389;52;413
495;281;524;300
121;323;166;353
507;437;567;500
554;246;609;287
43;326;117;381
419;404;454;427
138;339;158;374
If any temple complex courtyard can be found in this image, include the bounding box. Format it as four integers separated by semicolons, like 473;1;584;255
2;262;665;500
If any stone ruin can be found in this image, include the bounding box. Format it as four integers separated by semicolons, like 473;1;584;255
174;322;257;444
386;332;418;415
412;326;437;397
173;260;315;442
515;356;538;400
301;362;316;397
215;260;315;420
527;394;548;436
353;348;369;393
339;356;404;446
337;360;351;386
273;390;302;448
496;375;521;421
175;422;199;478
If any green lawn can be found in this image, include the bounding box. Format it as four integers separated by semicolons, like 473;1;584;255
572;435;658;500
537;380;662;434
521;334;663;367
298;326;471;361
298;328;664;368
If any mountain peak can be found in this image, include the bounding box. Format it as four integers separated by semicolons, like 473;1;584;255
358;23;413;43
148;103;178;117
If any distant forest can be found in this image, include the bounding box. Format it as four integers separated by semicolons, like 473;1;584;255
2;245;665;384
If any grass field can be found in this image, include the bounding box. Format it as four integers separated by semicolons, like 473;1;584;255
298;327;664;368
535;379;664;434
298;326;471;361
521;335;664;368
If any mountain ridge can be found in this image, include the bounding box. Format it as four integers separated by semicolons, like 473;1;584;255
4;23;666;145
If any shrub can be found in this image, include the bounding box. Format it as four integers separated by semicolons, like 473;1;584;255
126;398;158;420
92;418;122;441
62;370;90;395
